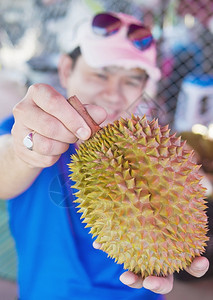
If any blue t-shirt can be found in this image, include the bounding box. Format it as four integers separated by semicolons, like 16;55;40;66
0;116;164;300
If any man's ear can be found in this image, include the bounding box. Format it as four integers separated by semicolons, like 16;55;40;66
58;54;73;88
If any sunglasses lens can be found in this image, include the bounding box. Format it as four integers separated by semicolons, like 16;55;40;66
128;24;153;50
92;13;121;37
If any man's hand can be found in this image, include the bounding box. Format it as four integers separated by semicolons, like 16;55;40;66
12;83;107;168
93;241;209;294
0;83;107;199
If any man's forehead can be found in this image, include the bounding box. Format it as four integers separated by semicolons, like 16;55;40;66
101;66;147;76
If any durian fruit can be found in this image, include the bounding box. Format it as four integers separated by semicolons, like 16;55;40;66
69;113;209;278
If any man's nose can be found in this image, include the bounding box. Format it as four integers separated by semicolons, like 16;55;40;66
103;80;124;103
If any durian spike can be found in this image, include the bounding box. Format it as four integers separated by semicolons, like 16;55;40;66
68;95;101;136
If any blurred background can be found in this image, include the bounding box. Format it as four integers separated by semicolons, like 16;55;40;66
0;0;212;299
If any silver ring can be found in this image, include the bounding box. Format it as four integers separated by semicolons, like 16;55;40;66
23;131;35;151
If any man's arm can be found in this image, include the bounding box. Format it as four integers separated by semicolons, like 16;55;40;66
0;134;42;199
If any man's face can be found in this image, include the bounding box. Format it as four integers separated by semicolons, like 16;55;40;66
66;56;147;125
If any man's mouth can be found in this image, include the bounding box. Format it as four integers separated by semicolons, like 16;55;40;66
103;107;122;121
107;112;123;123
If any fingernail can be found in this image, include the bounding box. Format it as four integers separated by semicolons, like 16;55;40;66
119;272;137;285
193;265;205;272
143;278;159;290
76;127;90;140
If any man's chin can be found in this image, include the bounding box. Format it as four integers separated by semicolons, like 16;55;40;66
101;115;119;127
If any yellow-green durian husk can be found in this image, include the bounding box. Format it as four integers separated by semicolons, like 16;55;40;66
69;115;209;278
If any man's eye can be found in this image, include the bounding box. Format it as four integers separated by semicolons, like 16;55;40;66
94;73;108;80
125;80;140;87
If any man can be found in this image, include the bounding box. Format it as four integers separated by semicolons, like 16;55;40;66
0;11;209;300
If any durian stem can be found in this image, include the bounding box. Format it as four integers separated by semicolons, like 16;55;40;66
67;95;101;136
